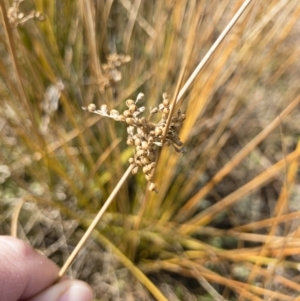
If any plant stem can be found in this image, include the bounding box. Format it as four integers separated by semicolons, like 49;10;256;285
57;164;134;280
176;0;254;104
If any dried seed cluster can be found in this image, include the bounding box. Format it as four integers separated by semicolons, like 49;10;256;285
83;93;186;192
8;0;45;28
99;53;131;92
40;80;64;134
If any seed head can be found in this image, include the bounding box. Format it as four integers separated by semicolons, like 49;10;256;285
126;118;135;125
150;107;158;114
149;182;157;192
136;93;144;103
155;127;163;136
129;104;137;113
83;92;186;192
136;149;145;157
100;104;108;114
127;138;134;145
145;174;152;181
123;110;131;117
119;115;126;122
126;99;135;107
88;103;96;112
141;141;148;150
141;156;150;165
110;109;119;117
162;107;169;114
134;138;141;146
162;93;169;106
132;166;139;175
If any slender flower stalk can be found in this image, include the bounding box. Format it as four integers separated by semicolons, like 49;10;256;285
57;164;134;280
176;0;254;104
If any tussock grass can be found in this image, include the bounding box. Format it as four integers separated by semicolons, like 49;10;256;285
1;0;300;300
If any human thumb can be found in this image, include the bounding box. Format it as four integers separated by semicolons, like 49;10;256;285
26;279;93;301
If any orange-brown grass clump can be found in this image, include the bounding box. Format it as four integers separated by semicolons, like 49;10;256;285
1;0;300;300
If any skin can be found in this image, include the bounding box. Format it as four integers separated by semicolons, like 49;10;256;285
0;236;93;301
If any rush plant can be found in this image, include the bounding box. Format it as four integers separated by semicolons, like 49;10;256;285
1;1;300;300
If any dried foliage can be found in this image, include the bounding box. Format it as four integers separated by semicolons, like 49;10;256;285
1;0;300;300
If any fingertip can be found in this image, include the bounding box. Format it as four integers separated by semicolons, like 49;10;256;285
58;281;94;301
28;279;93;301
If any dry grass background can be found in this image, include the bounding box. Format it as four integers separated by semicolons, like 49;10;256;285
1;0;300;300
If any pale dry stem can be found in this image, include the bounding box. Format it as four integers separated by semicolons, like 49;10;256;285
175;0;254;105
57;165;134;280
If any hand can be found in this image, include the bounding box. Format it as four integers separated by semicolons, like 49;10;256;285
0;236;93;301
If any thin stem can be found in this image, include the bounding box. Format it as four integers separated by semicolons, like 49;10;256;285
153;2;202;184
151;0;253;194
57;164;134;280
176;0;254;104
11;199;25;238
194;272;228;301
0;0;36;126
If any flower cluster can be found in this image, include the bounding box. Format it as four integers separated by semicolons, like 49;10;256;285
83;93;186;192
40;80;65;134
8;0;45;28
99;53;131;92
